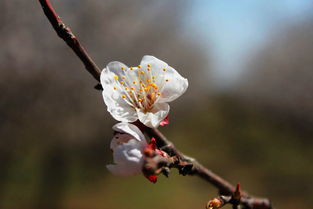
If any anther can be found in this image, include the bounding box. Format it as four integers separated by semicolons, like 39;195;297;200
122;95;126;99
163;68;167;71
147;64;151;67
114;75;119;80
121;66;125;70
133;81;137;84
138;65;141;68
113;87;117;90
120;81;125;85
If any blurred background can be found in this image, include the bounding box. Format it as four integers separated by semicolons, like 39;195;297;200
1;0;313;208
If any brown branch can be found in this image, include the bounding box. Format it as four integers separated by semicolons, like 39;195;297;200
145;128;238;195
38;1;272;209
38;0;101;82
145;128;272;209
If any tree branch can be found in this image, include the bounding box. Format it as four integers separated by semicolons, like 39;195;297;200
145;127;272;209
38;1;272;208
38;0;101;82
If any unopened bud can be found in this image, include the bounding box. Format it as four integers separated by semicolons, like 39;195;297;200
233;183;241;201
143;148;155;157
206;198;222;209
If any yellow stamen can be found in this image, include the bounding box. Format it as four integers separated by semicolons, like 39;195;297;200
138;65;141;68
147;68;151;72
163;68;167;71
133;81;137;84
122;76;126;79
122;95;126;99
147;64;151;67
149;83;158;89
130;67;134;70
147;79;151;83
120;81;125;85
113;87;117;90
114;75;119;80
152;76;156;79
125;87;128;90
121;66;125;70
157;92;161;96
131;87;135;90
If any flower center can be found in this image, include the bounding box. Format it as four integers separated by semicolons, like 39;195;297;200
113;64;170;110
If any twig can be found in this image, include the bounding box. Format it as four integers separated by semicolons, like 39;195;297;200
37;1;272;208
38;0;101;82
206;184;241;209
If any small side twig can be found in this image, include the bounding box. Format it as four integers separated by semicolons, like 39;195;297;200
206;184;241;209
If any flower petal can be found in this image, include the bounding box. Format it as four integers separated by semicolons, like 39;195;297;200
113;139;144;164
112;122;146;143
157;66;188;103
136;103;170;128
101;67;138;122
140;55;168;71
107;138;145;176
110;133;132;150
106;61;128;76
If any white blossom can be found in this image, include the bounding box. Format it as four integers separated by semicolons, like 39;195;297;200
106;122;148;176
100;55;188;128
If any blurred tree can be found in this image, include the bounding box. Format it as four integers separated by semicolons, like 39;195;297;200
238;18;313;128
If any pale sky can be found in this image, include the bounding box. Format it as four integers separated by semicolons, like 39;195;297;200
186;0;313;87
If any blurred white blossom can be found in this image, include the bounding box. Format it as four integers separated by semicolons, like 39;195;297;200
106;123;148;176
